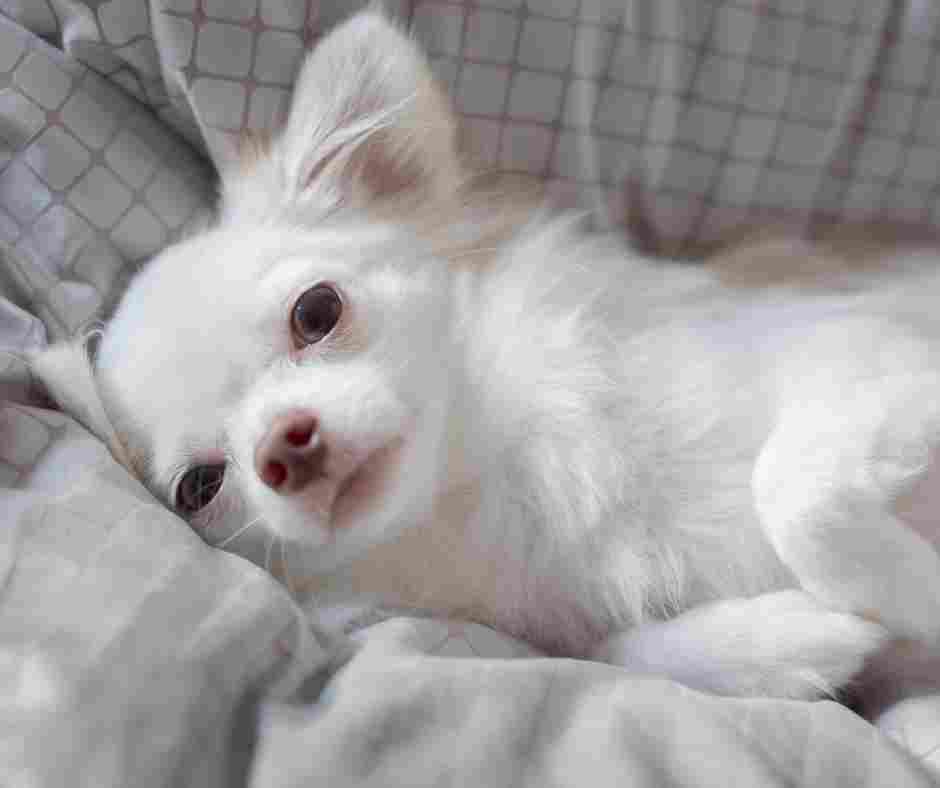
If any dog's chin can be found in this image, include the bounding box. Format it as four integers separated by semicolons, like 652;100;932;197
258;425;440;572
316;435;406;531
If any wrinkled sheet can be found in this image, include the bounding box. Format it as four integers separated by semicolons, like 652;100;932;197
1;419;935;787
2;2;940;786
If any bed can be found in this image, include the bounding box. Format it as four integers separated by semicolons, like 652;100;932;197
2;1;940;785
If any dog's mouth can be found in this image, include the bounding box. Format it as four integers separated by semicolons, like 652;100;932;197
316;436;406;532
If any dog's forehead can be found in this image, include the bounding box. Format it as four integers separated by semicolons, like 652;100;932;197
94;231;270;481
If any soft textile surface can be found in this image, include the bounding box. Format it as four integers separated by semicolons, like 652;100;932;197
2;1;940;785
0;420;935;787
4;0;940;257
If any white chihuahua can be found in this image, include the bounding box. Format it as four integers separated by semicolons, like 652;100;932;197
33;10;940;700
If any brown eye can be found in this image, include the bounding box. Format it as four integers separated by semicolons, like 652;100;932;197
176;464;225;514
291;283;342;346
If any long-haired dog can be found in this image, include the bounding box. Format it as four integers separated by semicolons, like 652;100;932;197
33;10;940;700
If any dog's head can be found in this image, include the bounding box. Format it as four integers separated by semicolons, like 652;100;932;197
31;10;480;570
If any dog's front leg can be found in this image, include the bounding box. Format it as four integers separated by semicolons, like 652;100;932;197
753;377;940;645
592;590;887;699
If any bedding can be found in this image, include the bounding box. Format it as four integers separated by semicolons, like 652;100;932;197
2;1;940;785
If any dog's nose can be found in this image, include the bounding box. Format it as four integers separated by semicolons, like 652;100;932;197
254;410;324;493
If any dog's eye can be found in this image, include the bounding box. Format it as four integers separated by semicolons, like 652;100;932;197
175;464;225;514
291;283;342;346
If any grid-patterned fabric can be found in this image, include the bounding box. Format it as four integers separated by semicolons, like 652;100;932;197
3;1;940;260
0;13;213;363
411;0;940;252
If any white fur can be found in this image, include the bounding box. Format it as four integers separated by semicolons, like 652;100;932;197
31;10;940;699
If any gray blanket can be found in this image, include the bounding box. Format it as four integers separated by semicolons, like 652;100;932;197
3;420;935;786
2;2;940;785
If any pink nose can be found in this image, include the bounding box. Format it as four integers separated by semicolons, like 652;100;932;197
254;410;324;493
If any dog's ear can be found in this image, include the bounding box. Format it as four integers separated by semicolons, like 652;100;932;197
29;337;133;469
222;8;461;221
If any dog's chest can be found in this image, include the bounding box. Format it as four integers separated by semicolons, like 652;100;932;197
311;441;789;657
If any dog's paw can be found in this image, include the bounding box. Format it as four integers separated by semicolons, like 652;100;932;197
737;591;890;699
594;591;890;700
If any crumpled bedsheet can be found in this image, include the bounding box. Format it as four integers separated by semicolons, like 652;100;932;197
0;415;934;787
2;1;940;786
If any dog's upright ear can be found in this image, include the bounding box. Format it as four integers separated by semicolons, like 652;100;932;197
221;8;462;222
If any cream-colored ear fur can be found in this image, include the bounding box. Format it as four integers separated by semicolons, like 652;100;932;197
221;8;462;223
29;338;133;469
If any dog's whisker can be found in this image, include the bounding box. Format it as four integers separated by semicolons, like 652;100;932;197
220;434;240;469
280;538;296;596
445;245;501;261
216;516;264;548
0;349;28;365
264;532;276;574
192;478;221;500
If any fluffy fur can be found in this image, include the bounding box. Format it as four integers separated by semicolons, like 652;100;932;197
32;11;940;699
